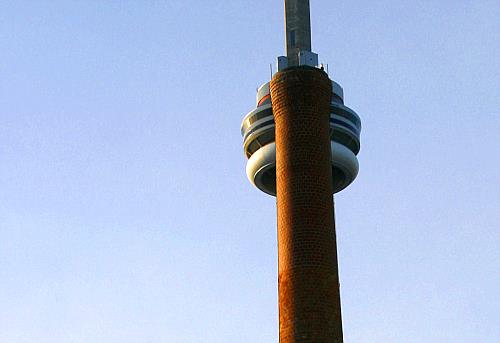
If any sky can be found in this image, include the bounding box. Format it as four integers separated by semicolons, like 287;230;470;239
0;1;499;342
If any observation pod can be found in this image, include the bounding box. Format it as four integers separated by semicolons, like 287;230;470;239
241;77;361;196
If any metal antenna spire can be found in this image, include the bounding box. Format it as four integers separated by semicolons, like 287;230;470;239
285;0;312;67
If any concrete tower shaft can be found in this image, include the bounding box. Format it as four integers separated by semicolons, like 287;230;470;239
271;67;343;342
285;0;312;66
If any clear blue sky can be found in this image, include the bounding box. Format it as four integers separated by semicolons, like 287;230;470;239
1;1;499;342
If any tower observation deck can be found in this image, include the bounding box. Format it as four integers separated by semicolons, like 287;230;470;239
240;1;362;342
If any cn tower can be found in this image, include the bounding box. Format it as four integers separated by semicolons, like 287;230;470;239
240;1;361;342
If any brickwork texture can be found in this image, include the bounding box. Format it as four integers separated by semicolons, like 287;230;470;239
270;67;343;343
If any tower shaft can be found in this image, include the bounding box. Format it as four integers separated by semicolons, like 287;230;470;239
271;67;344;342
285;0;312;66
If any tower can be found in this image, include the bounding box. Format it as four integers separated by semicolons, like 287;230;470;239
240;1;361;342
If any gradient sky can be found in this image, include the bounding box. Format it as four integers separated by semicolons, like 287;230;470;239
1;1;499;342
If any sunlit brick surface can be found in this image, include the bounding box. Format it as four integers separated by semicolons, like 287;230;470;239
271;67;343;343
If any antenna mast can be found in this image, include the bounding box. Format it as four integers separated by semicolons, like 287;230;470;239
285;0;312;66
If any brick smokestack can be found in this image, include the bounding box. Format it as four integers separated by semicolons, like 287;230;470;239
271;67;343;342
